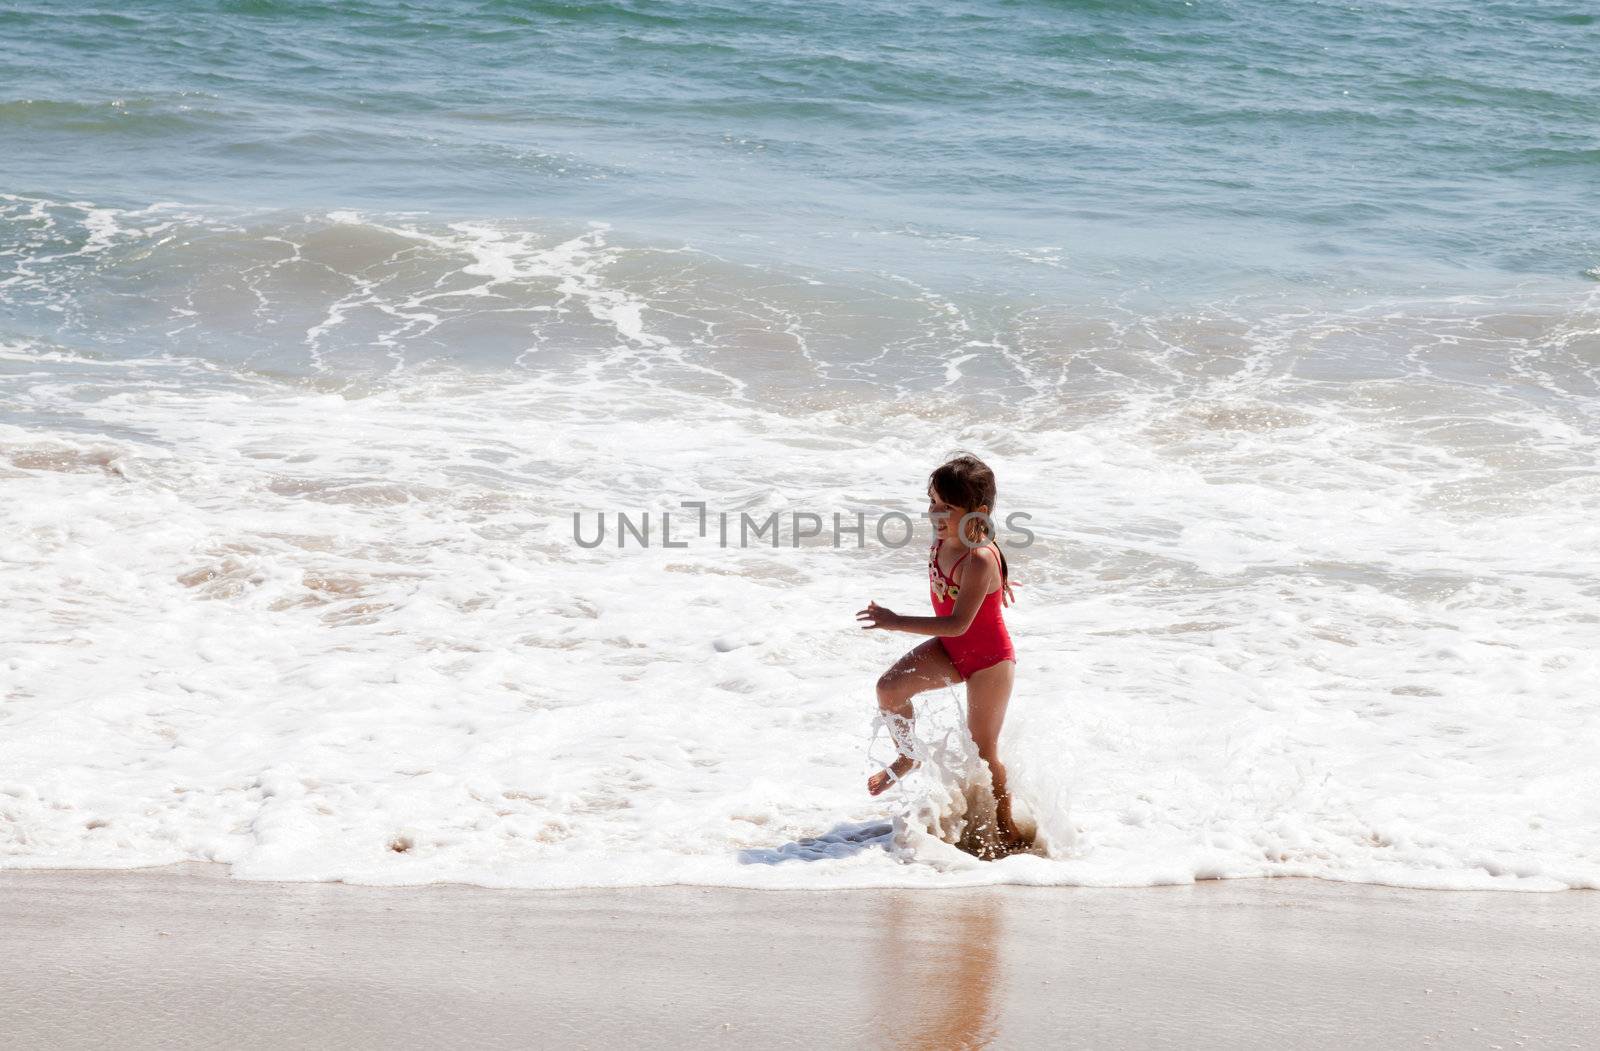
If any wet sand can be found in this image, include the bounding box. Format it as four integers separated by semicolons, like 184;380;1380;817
1;865;1596;1049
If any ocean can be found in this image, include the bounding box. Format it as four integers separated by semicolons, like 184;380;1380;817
2;0;1597;890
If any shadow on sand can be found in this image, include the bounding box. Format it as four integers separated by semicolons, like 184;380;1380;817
737;812;1040;866
736;820;894;865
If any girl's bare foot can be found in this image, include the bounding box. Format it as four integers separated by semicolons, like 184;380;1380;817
993;793;1033;853
967;819;1033;860
867;755;917;796
997;828;1033;854
974;837;1029;860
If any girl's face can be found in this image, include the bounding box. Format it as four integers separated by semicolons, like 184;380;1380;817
928;487;984;542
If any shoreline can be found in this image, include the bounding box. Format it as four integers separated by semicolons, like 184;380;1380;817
4;864;1596;1049
3;857;1592;895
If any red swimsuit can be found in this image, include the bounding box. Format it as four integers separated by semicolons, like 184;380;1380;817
928;537;1016;680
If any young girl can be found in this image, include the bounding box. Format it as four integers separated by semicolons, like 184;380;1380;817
856;453;1027;856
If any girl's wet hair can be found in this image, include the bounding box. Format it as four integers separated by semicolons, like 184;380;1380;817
929;452;1012;588
928;453;998;535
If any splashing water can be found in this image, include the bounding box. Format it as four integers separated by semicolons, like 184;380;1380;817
869;696;1065;866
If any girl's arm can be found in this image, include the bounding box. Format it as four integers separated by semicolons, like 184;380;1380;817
856;548;998;637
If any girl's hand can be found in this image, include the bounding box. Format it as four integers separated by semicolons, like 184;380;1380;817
856;600;900;631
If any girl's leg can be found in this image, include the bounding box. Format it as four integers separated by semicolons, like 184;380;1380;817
868;638;961;796
964;659;1025;847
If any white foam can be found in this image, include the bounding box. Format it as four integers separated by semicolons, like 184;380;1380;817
2;343;1597;891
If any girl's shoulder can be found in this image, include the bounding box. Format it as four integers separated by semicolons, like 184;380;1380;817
955;541;1002;579
960;541;1016;605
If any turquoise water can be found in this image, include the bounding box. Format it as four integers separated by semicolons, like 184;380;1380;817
3;0;1597;308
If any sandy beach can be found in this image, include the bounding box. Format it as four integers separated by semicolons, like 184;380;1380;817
2;866;1595;1049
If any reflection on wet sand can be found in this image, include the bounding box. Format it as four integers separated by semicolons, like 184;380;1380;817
875;891;1002;1049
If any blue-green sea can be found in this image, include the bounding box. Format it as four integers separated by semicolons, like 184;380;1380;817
2;2;1598;890
5;1;1600;300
